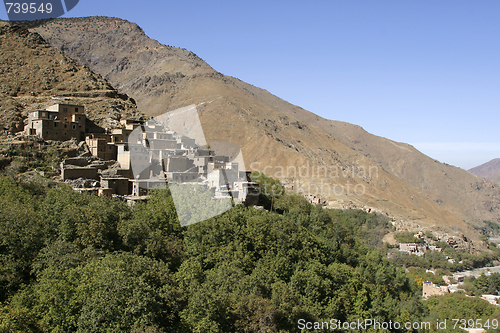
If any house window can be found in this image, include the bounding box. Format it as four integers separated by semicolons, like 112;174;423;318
64;124;67;128
41;112;46;117
63;108;68;112
54;122;58;127
75;107;78;113
72;124;76;130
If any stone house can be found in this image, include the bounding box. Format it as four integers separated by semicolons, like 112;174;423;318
192;155;210;174
480;295;500;306
164;156;195;173
117;143;149;171
120;118;143;131
399;243;419;253
149;139;178;150
207;168;240;190
24;103;87;141
177;136;196;149
110;128;133;143
85;136;118;161
61;167;99;181
165;172;199;183
399;243;427;256
100;177;131;196
422;281;449;298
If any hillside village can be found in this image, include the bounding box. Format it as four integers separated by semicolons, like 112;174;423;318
14;102;487;251
22;102;260;205
12;101;488;248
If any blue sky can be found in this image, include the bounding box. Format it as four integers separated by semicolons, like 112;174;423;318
2;1;499;169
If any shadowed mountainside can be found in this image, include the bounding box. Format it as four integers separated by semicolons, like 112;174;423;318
20;17;500;242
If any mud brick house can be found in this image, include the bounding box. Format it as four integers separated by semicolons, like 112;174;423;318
24;103;86;141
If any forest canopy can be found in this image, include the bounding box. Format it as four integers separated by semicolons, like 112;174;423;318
0;175;499;332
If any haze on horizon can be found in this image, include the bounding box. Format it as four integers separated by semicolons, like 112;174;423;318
2;0;498;170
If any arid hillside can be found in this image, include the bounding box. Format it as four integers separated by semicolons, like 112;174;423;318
0;22;143;134
223;77;500;227
490;173;500;186
13;16;498;244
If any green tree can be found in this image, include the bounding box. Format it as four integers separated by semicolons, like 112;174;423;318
0;176;45;301
251;171;284;211
119;188;183;267
12;253;183;332
40;186;129;250
274;192;311;214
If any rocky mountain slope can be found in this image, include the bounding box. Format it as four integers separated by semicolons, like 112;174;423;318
223;78;500;228
0;21;143;134
16;16;499;244
490;173;500;186
470;158;500;180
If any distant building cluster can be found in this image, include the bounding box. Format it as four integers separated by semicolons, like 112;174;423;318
24;103;259;205
422;281;449;298
398;243;442;257
397;231;443;257
481;295;500;306
303;194;327;206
